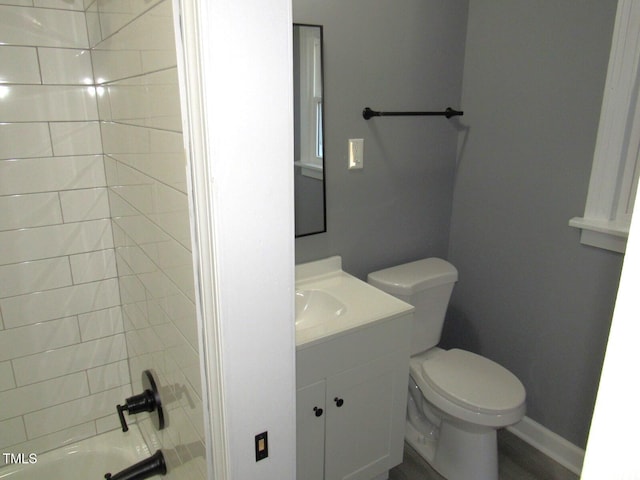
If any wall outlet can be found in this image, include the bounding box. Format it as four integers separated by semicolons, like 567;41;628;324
255;431;268;461
348;138;364;169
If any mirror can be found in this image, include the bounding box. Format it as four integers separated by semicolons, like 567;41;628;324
294;24;326;237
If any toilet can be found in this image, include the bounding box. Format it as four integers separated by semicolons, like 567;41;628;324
367;258;525;480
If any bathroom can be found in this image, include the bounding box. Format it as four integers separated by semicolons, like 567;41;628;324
0;0;637;479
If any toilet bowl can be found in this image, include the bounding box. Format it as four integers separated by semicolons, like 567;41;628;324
367;258;526;480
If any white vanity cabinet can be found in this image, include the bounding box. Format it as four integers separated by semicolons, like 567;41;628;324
296;314;412;480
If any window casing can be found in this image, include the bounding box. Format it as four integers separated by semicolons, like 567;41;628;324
570;0;640;253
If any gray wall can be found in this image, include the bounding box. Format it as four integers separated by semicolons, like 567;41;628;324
445;1;623;448
294;0;469;279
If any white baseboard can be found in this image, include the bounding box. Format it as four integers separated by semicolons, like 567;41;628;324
507;416;585;476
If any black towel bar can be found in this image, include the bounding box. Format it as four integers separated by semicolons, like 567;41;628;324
363;107;463;120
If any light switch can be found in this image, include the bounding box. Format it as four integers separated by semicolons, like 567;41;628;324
348;138;364;169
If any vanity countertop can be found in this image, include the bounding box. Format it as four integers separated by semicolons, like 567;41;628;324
295;256;414;349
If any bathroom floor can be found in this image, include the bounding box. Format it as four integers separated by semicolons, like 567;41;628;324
389;430;579;480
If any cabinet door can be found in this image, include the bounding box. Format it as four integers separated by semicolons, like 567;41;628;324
297;380;326;480
324;351;408;480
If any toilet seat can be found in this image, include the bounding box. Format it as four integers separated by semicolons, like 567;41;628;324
420;349;526;415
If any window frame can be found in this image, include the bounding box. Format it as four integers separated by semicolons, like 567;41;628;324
570;0;640;254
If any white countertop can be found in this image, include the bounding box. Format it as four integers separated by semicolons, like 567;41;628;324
295;256;414;348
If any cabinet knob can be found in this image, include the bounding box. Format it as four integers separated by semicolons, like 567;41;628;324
334;397;344;407
313;407;323;417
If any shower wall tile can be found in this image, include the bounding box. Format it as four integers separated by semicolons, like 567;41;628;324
0;0;33;6
69;248;117;283
85;1;102;49
78;306;124;341
34;0;84;11
38;48;93;85
94;0;163;41
0;46;40;84
60;187;110;222
6;422;96;456
87;359;130;393
0;2;133;451
91;0;176;81
0;219;113;265
0;257;71;299
0;372;89;421
102;69;182;131
50;121;102;156
0;155;105;196
0;6;88;48
0;85;98;122
0;361;15;392
0;418;26;451
0;316;80;362
1;278;120;328
0;123;53;160
0;193;62;232
12;333;127;386
23;385;131;438
94;2;202;474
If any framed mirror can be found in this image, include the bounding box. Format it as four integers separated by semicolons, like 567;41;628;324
294;24;326;237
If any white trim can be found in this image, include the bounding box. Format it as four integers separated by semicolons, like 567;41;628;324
568;216;628;253
570;0;640;253
174;0;230;478
507;416;585;476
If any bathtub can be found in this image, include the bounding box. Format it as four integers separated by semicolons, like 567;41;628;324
0;426;159;479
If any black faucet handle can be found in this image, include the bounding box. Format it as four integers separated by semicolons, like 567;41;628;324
115;370;165;433
117;403;129;432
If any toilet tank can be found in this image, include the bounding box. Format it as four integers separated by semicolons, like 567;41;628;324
367;258;458;355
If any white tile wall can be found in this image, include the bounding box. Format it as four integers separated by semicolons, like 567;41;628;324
0;155;106;195
60;187;110;222
0;2;131;454
0;219;113;265
50;121;102;156
0;193;63;232
1;278;121;328
38;48;93;85
0;257;72;298
0;361;16;392
0;47;40;84
23;385;130;438
94;2;204;477
0;317;79;362
0;123;53;159
0;6;88;48
0;418;26;451
0;85;99;122
12;334;127;386
78;306;124;341
0;3;202;475
0;373;89;421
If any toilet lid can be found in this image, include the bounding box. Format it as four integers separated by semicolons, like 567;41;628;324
421;349;525;414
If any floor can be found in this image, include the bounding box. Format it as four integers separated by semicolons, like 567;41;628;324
389;429;579;480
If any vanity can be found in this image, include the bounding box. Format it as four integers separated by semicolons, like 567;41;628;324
295;257;414;480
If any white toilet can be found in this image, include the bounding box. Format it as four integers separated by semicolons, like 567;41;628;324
367;258;526;480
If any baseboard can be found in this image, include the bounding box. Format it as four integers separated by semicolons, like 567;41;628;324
507;416;584;476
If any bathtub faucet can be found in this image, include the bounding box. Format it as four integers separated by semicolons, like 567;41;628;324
104;450;167;480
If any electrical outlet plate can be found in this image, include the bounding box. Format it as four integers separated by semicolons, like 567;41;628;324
348;138;364;169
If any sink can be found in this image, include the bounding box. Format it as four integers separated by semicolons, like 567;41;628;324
295;289;347;328
294;256;414;347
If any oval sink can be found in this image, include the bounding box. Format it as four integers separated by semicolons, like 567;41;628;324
295;289;347;328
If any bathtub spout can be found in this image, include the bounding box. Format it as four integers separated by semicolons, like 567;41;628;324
104;450;166;480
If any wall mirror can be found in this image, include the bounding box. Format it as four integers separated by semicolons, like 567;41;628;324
294;23;326;237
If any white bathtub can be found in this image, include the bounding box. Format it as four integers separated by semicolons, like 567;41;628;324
0;426;158;479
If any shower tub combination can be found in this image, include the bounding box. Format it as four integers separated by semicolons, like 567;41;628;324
0;427;162;479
